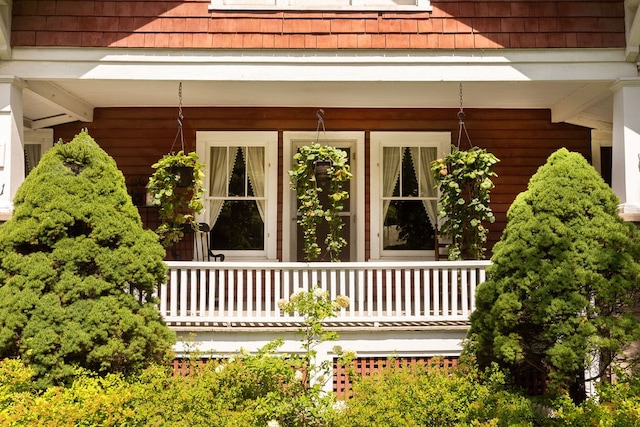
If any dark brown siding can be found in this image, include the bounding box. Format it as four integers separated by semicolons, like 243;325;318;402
13;1;625;49
53;107;591;257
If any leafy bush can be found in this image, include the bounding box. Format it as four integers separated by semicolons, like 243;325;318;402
337;359;535;427
467;148;640;402
0;130;174;388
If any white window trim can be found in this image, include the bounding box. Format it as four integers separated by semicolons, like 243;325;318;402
196;131;278;261
370;131;450;261
209;0;432;12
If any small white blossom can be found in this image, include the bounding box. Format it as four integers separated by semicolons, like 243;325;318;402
335;294;350;308
277;299;288;310
267;420;280;427
214;364;225;374
313;287;328;299
294;370;304;382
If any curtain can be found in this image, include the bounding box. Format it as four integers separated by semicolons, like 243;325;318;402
243;146;265;223
208;147;237;228
382;146;402;219
409;146;438;229
24;144;41;175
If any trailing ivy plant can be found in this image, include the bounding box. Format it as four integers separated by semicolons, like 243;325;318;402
431;146;499;260
289;144;353;261
147;150;205;248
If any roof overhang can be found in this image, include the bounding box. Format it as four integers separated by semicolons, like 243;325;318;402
0;47;636;131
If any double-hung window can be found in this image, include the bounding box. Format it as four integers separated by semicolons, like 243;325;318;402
370;132;450;260
196;131;277;260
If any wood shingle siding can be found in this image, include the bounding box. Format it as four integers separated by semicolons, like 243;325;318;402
53;107;591;258
13;1;626;50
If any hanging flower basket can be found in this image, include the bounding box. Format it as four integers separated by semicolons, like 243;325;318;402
147;150;205;248
289;144;353;261
169;165;194;188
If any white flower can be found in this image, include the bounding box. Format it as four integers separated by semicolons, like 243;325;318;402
277;299;288;310
343;348;358;360
335;294;350;308
214;364;225;374
313;287;328;299
294;370;304;382
267;421;280;427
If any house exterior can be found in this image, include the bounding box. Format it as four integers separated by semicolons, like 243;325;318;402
0;0;639;391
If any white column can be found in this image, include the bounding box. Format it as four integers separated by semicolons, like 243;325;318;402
611;78;640;216
0;77;26;220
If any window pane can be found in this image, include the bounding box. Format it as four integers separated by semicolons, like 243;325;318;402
228;147;246;196
211;200;264;250
383;200;434;250
401;147;418;197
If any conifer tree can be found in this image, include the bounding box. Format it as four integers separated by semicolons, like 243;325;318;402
467;148;640;402
0;130;174;388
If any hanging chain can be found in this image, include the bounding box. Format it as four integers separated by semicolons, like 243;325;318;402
170;82;185;153
457;82;473;149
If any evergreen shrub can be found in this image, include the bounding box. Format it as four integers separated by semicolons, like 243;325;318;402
0;130;175;388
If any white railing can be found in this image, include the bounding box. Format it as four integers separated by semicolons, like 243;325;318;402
159;261;490;327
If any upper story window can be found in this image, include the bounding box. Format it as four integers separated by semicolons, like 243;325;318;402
196;131;278;260
209;0;431;12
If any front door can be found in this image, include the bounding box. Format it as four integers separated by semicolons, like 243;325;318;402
283;132;364;262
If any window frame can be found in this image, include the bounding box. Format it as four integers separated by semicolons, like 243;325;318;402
196;131;278;260
209;0;432;12
370;131;450;261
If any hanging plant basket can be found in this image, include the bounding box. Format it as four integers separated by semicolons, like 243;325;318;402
289;144;353;261
147;150;205;248
170;165;194;188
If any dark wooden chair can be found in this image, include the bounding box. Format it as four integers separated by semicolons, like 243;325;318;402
195;222;225;262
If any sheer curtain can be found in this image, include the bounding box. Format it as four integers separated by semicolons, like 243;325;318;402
24;144;41;175
243;146;265;223
382;147;403;219
409;147;438;228
208;147;237;228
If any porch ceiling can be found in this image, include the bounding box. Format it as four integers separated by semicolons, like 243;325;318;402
7;47;637;131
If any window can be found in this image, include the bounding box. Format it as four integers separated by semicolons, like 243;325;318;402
370;132;450;260
196;132;277;260
24;129;53;176
209;0;431;12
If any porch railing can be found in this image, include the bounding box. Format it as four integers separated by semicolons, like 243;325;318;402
160;261;490;328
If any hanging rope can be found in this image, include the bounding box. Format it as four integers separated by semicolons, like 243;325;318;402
457;83;473;149
169;82;185;153
315;109;329;145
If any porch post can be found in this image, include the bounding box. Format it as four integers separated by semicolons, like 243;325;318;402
611;78;640;220
0;77;26;221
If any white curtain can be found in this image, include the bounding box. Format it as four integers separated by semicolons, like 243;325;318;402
409;147;438;229
243;146;265;223
382;147;403;219
24;144;41;175
208;147;237;228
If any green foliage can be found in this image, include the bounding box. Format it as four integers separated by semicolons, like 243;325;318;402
467;148;640;400
147;150;205;247
431;146;499;260
0;130;175;388
289;144;353;261
338;359;535;427
278;287;350;392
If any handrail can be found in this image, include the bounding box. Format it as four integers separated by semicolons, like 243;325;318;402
159;261;490;327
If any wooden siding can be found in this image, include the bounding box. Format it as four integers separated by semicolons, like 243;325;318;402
13;1;625;49
53;107;591;257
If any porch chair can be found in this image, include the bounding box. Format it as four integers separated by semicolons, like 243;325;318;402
195;222;225;262
434;227;449;261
